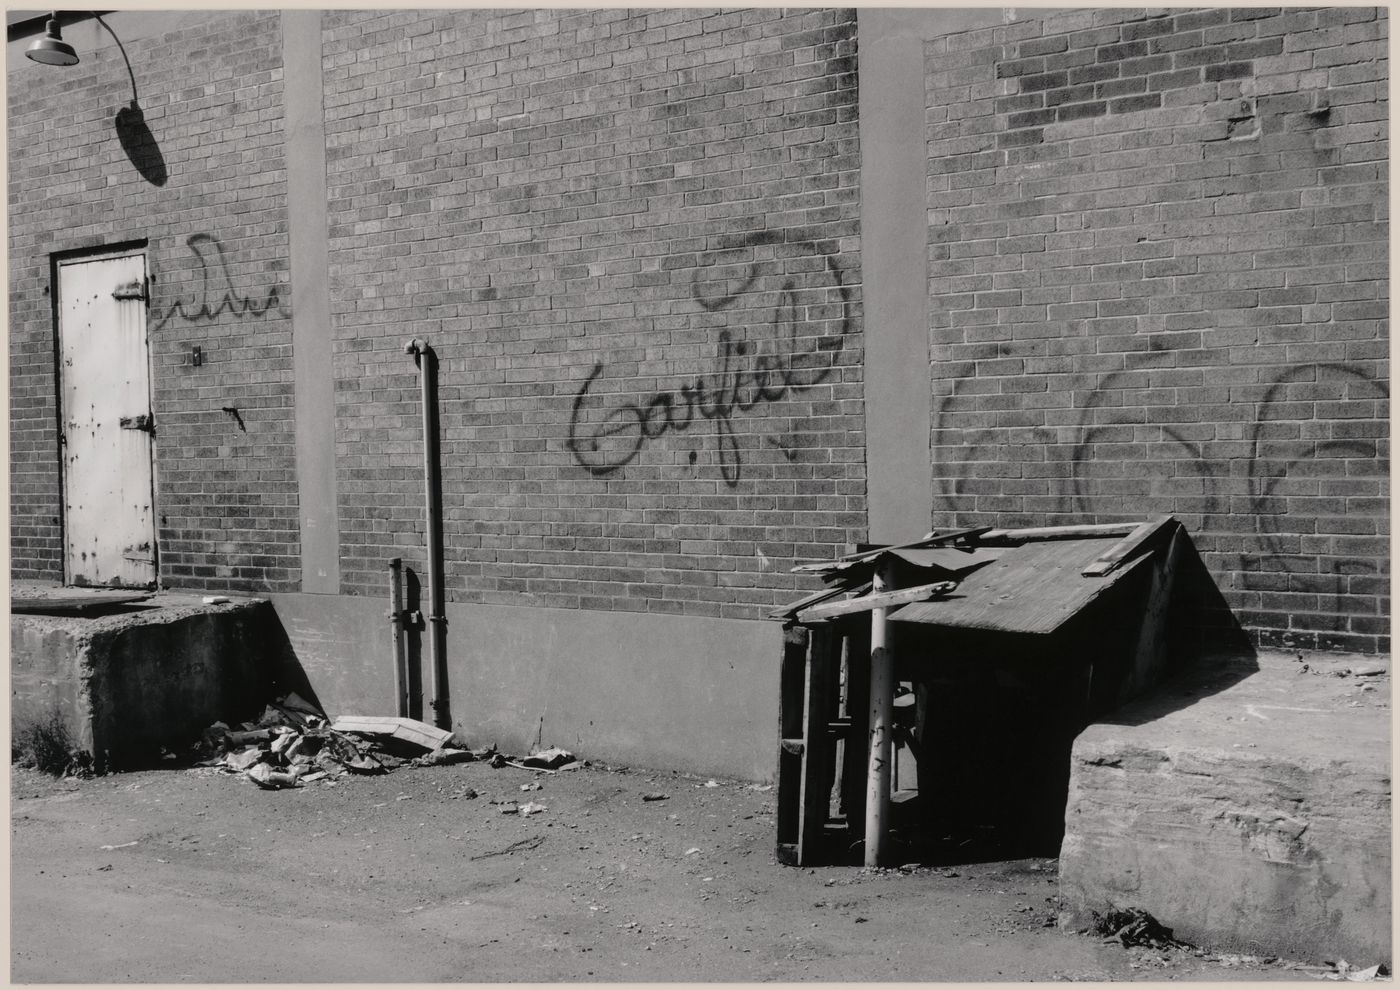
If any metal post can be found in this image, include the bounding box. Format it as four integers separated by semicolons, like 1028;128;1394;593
865;558;894;867
405;338;449;730
388;557;406;718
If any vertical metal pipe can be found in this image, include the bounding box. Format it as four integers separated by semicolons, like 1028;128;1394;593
388;557;406;717
404;338;449;730
864;559;894;867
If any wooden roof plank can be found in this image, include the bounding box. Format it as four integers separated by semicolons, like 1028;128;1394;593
1081;515;1176;577
889;536;1153;636
797;580;956;624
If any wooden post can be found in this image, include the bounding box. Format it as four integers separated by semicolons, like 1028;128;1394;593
864;559;895;867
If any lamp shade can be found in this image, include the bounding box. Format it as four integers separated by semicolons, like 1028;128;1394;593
27;18;79;66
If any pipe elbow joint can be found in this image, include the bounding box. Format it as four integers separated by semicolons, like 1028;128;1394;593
404;337;428;356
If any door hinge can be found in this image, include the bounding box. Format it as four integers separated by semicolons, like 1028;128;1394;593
119;413;155;434
112;278;148;301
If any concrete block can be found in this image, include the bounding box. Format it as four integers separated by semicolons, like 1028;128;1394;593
1059;650;1390;964
11;595;280;770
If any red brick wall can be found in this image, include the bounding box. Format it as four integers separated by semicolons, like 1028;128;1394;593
322;8;865;618
7;11;299;590
926;8;1389;652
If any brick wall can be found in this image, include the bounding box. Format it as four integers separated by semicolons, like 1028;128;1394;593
926;7;1388;652
322;8;864;618
8;11;299;590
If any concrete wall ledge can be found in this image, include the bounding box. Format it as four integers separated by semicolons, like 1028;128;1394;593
1059;650;1391;964
269;594;780;781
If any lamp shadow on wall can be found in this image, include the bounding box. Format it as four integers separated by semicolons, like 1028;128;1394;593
115;102;167;186
96;14;168;186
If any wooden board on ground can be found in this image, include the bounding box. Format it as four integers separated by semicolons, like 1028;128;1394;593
329;715;454;751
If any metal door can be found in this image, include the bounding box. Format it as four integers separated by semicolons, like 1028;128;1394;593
57;250;157;587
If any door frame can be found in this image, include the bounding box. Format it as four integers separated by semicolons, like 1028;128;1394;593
51;239;158;588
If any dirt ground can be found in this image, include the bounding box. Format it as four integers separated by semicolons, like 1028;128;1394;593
11;759;1319;983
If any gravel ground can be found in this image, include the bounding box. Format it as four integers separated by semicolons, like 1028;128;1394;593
10;757;1321;983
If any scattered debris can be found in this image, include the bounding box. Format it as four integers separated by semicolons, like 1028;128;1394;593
1092;907;1189;950
412;747;476;767
703;780;719;788
520;782;542;792
642;793;669;802
99;841;138;850
195;702;587;793
469;836;545;861
519;748;577;770
246;763;304;790
519;801;547;816
498;801;520;815
684;847;701;856
1318;960;1389;982
201;596;230;605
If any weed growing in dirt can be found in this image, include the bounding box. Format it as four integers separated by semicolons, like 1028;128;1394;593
12;713;91;776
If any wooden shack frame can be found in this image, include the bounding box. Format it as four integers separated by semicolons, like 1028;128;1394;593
773;517;1186;867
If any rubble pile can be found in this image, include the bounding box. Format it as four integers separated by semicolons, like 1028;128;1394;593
195;694;578;791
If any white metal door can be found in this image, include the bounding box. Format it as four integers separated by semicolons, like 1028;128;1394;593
57;251;157;587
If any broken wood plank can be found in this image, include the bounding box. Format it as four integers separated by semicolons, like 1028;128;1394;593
10;591;151;614
797;580;957;623
789;527;992;574
1081;515;1176;577
798;624;841;865
329;715;454;751
775;623;810;864
766;581;873;621
980;521;1143;545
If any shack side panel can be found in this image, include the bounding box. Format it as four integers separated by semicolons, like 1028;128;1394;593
926;8;1390;653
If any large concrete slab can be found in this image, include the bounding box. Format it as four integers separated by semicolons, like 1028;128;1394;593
11;588;279;769
1059;650;1390;964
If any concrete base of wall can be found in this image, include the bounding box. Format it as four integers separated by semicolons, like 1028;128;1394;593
1059;650;1391;965
268;594;780;781
11;592;278;769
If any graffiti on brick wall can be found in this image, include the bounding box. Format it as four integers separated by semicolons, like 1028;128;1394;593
933;361;1388;631
567;232;853;486
152;234;290;331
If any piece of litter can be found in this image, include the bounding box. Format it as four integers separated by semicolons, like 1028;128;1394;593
703;780;719;788
99;841;138;850
519;801;547;816
202;595;231;605
642;793;669;802
684;847;700;856
498;801;520;815
747;784;773;792
521;782;542;792
246;763;303;789
521;747;576;770
224;748;264;772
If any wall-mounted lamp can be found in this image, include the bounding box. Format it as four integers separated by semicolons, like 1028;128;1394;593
26;12;80;66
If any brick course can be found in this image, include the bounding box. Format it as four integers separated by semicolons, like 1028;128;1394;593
927;7;1389;652
8;11;298;591
321;8;865;619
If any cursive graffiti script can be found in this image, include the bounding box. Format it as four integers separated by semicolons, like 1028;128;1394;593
567;234;852;486
152;233;290;330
